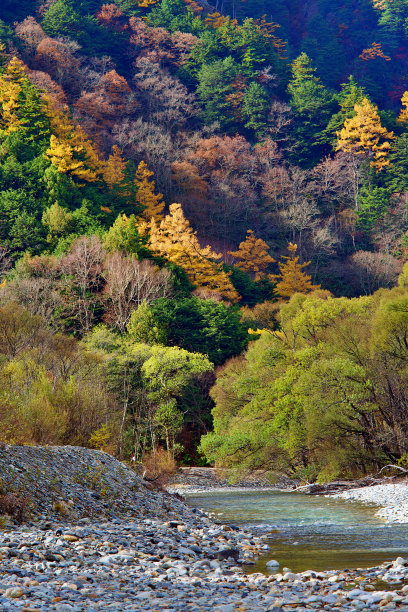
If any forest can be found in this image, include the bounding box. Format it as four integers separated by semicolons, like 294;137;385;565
1;0;408;479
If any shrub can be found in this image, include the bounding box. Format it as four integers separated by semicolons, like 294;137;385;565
142;446;176;487
0;492;30;523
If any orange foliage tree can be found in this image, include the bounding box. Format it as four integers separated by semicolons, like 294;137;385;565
359;42;391;62
228;230;275;280
96;4;127;32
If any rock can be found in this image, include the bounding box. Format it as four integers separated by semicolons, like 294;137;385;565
45;552;63;562
63;535;79;542
266;559;280;567
216;548;240;562
394;556;408;566
4;587;24;598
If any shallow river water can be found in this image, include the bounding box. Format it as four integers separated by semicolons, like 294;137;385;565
187;490;408;573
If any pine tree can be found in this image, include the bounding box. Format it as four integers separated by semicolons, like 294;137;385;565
322;76;367;146
287;52;334;165
104;213;149;257
0;57;50;140
135;161;165;222
336;98;394;171
228;230;275;280
242;82;269;138
149;203;239;301
270;243;320;298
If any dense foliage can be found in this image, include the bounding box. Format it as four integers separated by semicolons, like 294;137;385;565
201;273;408;481
2;0;408;476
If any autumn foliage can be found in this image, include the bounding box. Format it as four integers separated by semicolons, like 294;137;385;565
149;203;239;301
228;230;275;280
271;243;321;298
336;98;394;171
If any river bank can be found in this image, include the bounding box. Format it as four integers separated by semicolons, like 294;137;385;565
3;517;408;611
2;448;408;610
166;467;296;494
330;480;408;523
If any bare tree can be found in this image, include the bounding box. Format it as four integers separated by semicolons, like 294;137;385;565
0;246;12;281
133;57;198;130
103;253;172;332
113;118;175;194
347;250;402;295
61;236;106;333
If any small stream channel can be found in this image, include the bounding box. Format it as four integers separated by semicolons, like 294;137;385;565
187;490;408;574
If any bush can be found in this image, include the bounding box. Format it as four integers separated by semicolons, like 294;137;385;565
142;447;176;487
0;492;30;523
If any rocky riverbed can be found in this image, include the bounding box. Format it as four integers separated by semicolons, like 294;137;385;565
330;481;408;523
2;446;408;610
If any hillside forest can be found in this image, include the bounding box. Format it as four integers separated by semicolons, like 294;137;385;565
2;0;408;480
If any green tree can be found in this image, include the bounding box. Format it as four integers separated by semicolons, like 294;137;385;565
197;57;238;128
127;300;167;345
322;76;367;146
104;214;150;257
148;296;249;365
242;82;269;138
287;52;334;165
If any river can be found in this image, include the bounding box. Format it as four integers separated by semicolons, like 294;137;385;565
187;489;408;573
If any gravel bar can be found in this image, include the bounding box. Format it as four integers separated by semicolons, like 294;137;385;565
329;482;408;523
1;447;408;610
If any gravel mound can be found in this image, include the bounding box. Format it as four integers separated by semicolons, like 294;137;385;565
0;444;186;523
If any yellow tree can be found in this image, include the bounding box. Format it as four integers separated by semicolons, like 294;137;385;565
270;243;320;298
228;230;275;280
46;134;99;182
44;96;102;180
0;57;30;133
135;161;165;221
398;92;408;125
103;145;127;188
149;203;239;301
0;77;20;133
336;98;394;171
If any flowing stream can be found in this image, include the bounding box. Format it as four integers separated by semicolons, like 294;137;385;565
187;490;408;573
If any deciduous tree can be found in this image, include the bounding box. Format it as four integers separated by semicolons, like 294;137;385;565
135;160;165;221
336;98;394;171
149;203;239;301
228;230;275;280
271;243;321;298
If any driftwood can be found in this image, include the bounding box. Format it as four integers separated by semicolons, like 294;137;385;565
376;465;408;475
289;466;408;495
